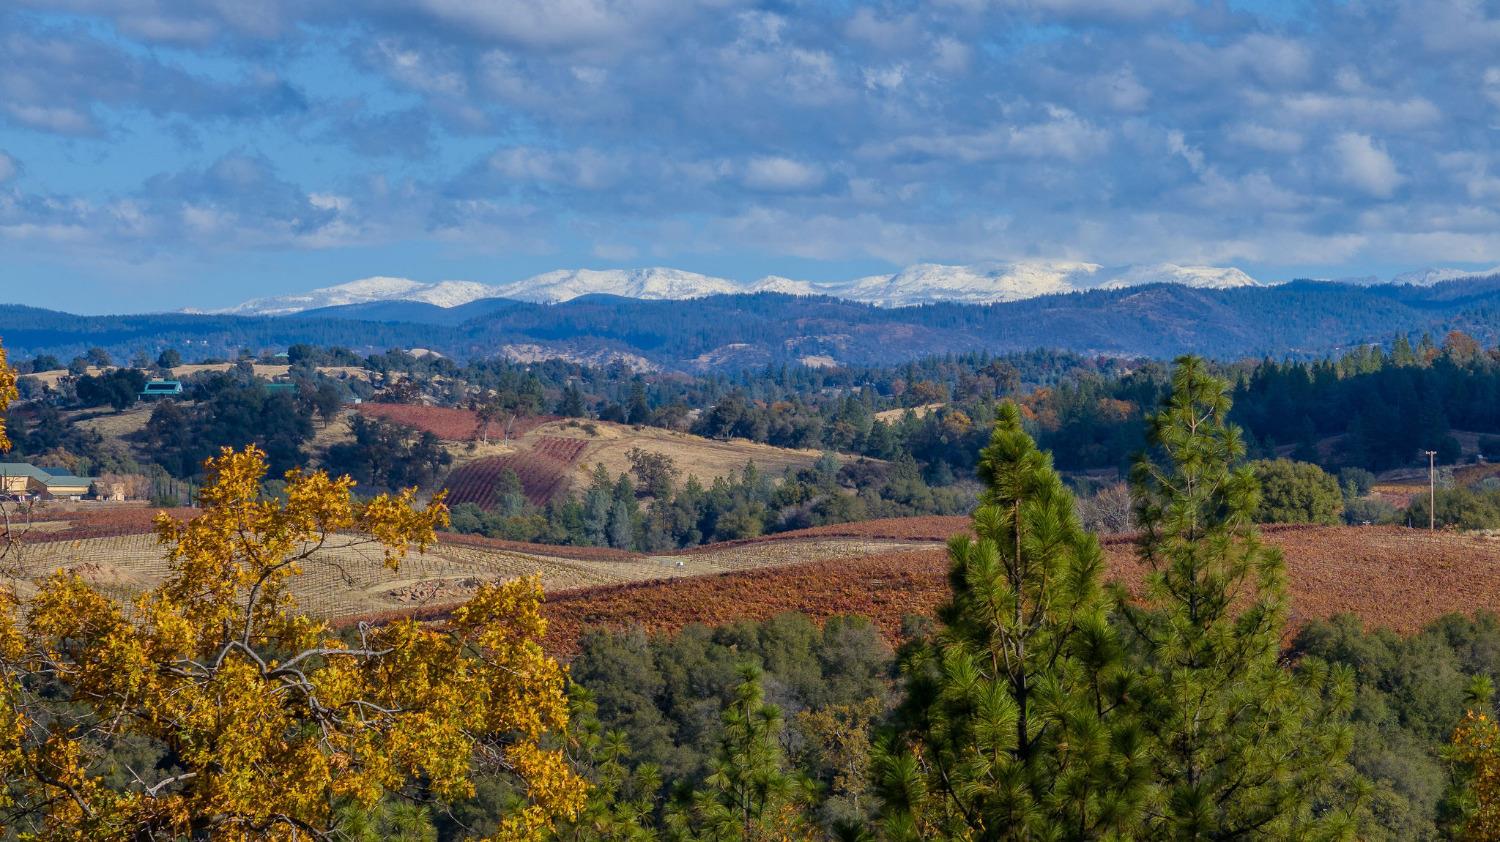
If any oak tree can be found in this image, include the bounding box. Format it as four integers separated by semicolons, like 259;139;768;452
0;415;586;838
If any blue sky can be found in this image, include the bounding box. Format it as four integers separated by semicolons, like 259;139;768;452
3;0;1500;313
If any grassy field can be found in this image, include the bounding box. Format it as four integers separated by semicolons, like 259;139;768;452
434;417;837;507
534;418;832;488
12;509;1499;659
4;512;926;624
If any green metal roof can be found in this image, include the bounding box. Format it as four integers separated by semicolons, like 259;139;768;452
0;463;96;487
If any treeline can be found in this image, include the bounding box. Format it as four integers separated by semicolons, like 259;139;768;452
309;330;1500;478
13;331;1500;507
448;452;973;550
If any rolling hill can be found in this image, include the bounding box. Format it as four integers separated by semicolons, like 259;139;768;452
16;510;1497;659
6;277;1500;369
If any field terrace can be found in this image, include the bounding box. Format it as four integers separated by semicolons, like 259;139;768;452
9;509;1498;659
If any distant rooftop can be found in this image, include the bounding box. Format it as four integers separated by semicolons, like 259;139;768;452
0;463;95;485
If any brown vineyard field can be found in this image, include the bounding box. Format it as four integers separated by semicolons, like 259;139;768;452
10;510;1498;660
532;523;1500;655
443;452;575;507
4;509;926;626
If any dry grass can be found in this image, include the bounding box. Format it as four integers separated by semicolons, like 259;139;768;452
528;419;831;489
70;405;155;440
3;516;925;626
873;403;945;423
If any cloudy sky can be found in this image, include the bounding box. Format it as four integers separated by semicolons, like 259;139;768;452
3;0;1500;312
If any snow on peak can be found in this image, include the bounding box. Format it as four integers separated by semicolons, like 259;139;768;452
838;261;1104;306
748;276;824;296
490;267;741;303
1390;267;1500;286
215;261;1266;315
214;277;458;316
1094;263;1259;291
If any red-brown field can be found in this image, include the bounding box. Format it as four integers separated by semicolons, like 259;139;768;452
355;404;557;442
537;523;1500;656
443;452;575;507
442;436;590;507
15;507;195;544
677;516;971;552
24;509;1500;663
531;436;590;464
355;403;483;440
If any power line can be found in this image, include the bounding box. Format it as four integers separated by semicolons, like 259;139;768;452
1424;450;1437;531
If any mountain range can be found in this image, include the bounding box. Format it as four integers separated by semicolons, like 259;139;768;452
215;262;1260;315
9;276;1500;372
209;261;1500;317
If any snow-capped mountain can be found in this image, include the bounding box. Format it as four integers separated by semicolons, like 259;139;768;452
1390;267;1500;286
216;262;1265;315
1093;264;1258;291
215;277;501;316
783;261;1258;307
486;267;741;303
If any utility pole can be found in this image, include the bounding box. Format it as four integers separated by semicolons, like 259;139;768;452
1425;450;1438;531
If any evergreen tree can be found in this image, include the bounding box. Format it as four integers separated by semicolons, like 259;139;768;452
628;380;652;425
609;498;638;550
584;469;613;546
877;402;1147;840
551;686;662;841
1120;356;1359;840
667;665;813;841
558;383;588;418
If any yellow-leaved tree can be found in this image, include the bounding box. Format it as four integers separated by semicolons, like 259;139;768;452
0;342;586;840
1451;676;1500;841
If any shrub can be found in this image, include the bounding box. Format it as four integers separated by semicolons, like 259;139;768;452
1251;458;1344;525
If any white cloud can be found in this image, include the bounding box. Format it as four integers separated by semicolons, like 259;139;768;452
1278;93;1441;130
484;146;624;189
1331;132;1404;198
1100;67;1149;111
0;153;16;183
1166;129;1204;173
931;37;971;74
1227;123;1303;153
741;157;825;192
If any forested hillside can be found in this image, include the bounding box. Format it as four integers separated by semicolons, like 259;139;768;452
7;277;1500;368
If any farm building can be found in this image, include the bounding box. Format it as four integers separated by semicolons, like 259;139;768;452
139;379;183;400
0;463;99;500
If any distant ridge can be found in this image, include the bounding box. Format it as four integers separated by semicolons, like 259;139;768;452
213;262;1262;315
212;262;1500;317
10;277;1500;371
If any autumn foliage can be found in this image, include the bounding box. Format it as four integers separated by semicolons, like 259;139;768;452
0;441;586;839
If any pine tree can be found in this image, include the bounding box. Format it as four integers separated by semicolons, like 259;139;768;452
1120;356;1358;840
558;383;587;418
877;402;1148;840
551;686;662;841
668;665;814;841
628;381;652;425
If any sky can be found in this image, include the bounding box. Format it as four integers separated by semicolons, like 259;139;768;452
3;0;1500;313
